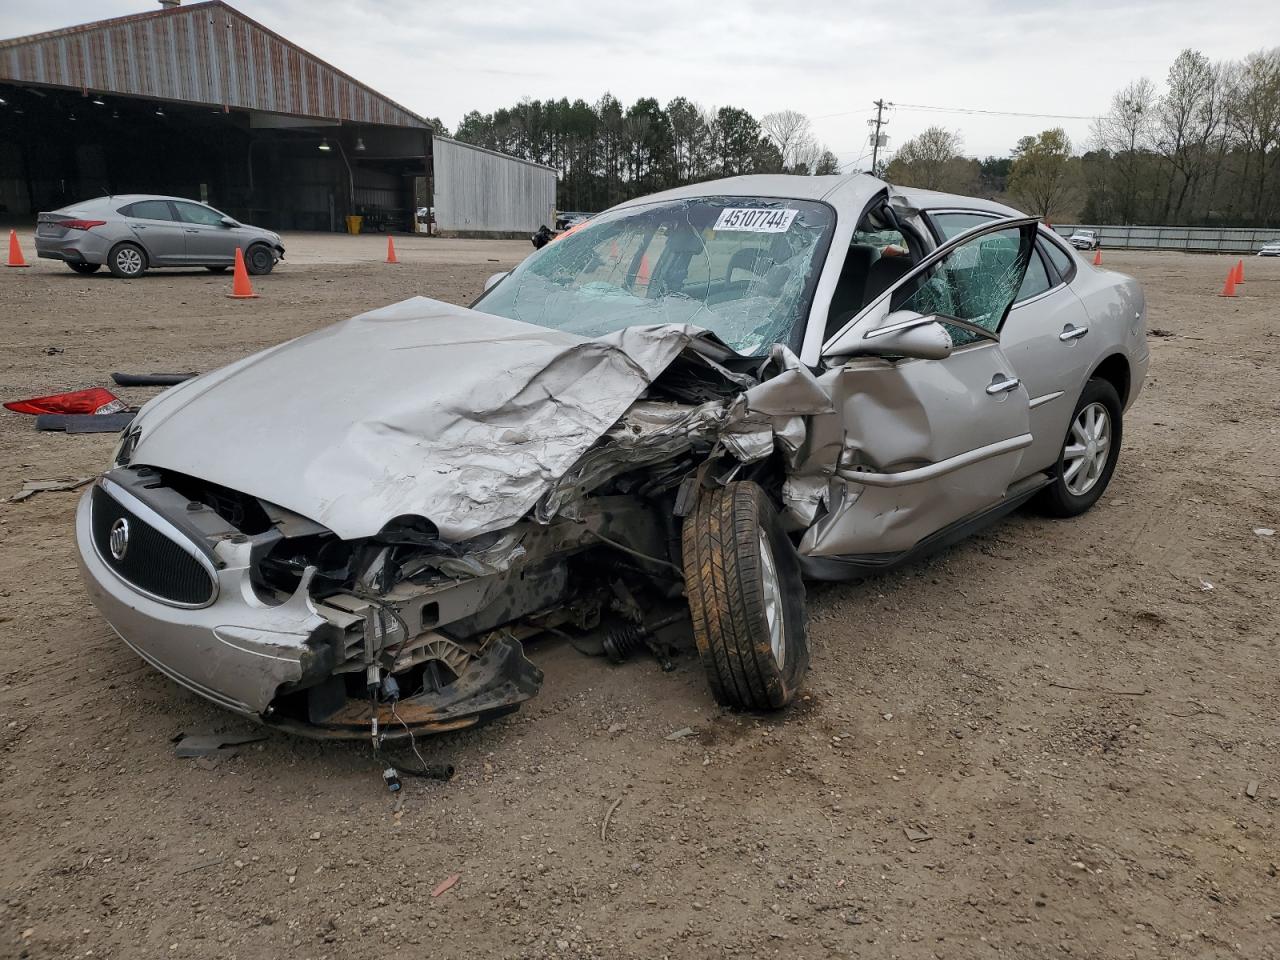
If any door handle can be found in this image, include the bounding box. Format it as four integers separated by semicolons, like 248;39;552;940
184;228;199;234
130;224;146;229
987;375;1021;395
1059;323;1089;341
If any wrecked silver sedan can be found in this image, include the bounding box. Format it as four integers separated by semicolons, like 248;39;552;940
76;173;1149;738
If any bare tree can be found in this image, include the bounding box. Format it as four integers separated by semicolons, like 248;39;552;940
1154;50;1224;221
761;110;813;171
1092;79;1157;222
884;126;974;191
1225;48;1280;222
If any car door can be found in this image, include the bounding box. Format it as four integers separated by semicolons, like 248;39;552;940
172;200;239;265
929;214;1094;473
120;199;186;264
798;218;1037;561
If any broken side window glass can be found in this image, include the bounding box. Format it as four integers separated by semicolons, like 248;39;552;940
891;226;1030;346
473;197;835;357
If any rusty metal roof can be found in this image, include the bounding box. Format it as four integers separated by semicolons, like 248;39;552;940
0;1;429;129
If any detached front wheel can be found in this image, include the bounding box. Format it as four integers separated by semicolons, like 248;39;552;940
681;482;808;710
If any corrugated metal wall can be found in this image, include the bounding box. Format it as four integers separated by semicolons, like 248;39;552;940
433;137;556;235
1053;224;1278;254
0;1;426;128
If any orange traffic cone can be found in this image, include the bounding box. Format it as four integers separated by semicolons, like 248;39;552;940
1092;249;1102;267
386;236;399;264
226;247;259;299
1219;267;1237;297
636;254;651;287
6;229;30;267
1234;259;1245;283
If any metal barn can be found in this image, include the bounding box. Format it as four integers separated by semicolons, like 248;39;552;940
0;1;551;236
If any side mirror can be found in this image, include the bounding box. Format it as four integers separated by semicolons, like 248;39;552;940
484;271;508;292
220;216;240;228
824;311;953;362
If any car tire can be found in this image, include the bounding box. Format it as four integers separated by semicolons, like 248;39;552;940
1037;378;1123;518
205;265;229;273
107;243;147;279
68;262;101;274
244;244;275;276
681;481;809;710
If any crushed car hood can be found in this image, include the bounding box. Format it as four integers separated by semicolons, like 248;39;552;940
128;297;720;541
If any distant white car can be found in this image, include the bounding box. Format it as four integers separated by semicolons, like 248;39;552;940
1258;239;1280;257
1068;229;1100;251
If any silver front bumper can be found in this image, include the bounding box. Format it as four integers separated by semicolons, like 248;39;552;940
75;485;331;716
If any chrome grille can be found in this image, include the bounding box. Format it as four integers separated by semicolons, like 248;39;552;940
91;484;216;607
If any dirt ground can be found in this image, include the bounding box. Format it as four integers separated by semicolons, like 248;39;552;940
0;233;1276;960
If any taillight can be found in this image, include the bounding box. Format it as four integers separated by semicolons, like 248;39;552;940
60;219;107;231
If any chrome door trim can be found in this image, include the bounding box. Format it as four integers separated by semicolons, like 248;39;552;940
837;433;1032;488
1029;390;1065;410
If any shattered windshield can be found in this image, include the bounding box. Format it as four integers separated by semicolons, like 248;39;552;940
475;197;835;356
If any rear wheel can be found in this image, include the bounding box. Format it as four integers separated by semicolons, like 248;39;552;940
68;262;100;274
681;482;808;710
107;243;146;278
244;244;275;275
1037;378;1123;517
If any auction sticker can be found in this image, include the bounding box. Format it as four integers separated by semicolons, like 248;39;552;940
713;208;798;232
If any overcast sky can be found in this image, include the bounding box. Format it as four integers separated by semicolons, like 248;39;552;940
2;0;1278;166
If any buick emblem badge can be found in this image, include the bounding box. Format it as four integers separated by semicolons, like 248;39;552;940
109;517;130;560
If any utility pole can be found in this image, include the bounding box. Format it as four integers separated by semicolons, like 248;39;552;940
868;99;889;174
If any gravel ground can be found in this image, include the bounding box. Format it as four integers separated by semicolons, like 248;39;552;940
0;236;1277;960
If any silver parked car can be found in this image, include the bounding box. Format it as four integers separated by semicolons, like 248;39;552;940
35;195;284;278
76;174;1148;738
1258;239;1280;257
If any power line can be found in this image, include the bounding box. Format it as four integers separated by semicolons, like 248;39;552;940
891;101;1100;121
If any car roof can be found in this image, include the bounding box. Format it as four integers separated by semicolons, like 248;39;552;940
66;195;210;211
609;173;887;215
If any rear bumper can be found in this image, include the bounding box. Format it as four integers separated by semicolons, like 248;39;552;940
35;234;110;264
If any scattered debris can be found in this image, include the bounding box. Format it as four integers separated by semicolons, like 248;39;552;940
7;477;94;502
111;372;198;387
1047;680;1148;696
43;346;64;356
35;411;136;433
1148;328;1176;338
601;797;623;842
904;825;933;843
175;857;224;876
4;387;125;415
1199;579;1215;592
1245;781;1259;800
1253;527;1275;537
606;722;626;735
173;731;268;758
664;727;696;741
431;873;461;897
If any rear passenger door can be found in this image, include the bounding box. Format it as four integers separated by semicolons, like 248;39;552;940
119;200;186;265
928;212;1093;473
173;201;239;265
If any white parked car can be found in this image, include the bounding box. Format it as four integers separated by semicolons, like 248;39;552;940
1068;229;1100;251
1258;239;1280;257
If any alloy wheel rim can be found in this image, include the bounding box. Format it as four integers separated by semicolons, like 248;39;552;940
757;531;786;668
117;248;142;275
1063;401;1111;496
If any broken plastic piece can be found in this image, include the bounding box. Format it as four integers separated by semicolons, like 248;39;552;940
111;372;198;387
35;411;137;433
5;387;125;416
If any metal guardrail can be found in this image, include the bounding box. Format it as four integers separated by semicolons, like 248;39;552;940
1052;224;1279;254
